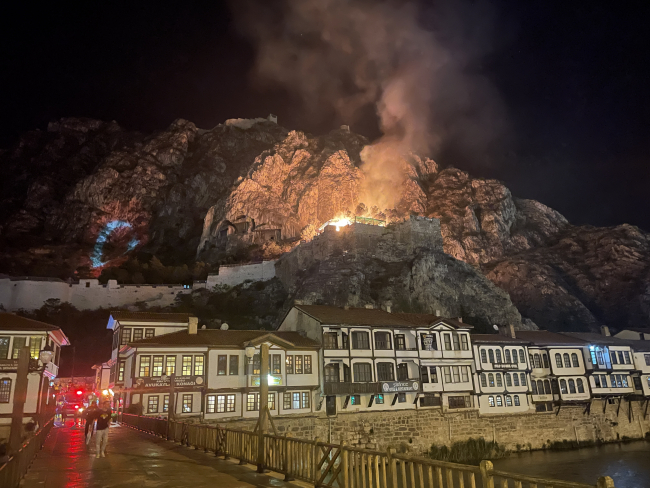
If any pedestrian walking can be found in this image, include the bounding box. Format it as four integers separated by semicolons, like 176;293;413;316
84;403;98;445
87;400;112;458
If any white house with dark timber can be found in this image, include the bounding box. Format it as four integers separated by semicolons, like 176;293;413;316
471;332;532;414
0;313;70;438
121;326;320;420
278;305;475;416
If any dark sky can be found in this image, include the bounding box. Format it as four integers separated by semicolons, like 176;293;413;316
1;1;649;231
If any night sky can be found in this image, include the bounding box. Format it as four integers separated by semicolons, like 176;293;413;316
2;1;649;231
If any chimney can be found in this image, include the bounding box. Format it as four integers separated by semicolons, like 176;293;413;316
294;299;303;306
189;316;198;335
497;324;516;339
457;317;463;323
435;309;441;317
600;325;611;337
386;305;391;313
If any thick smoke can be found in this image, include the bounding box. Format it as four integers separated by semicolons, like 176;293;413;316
231;0;507;210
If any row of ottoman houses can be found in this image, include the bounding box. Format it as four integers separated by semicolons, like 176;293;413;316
100;305;650;422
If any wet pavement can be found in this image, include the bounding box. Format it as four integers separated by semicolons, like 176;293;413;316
23;420;303;488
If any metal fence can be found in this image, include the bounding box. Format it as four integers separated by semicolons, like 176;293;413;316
0;418;54;488
120;414;615;488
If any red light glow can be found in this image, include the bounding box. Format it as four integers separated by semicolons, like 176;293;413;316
76;390;83;395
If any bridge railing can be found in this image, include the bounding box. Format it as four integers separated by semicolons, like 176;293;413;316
120;414;615;488
0;418;54;488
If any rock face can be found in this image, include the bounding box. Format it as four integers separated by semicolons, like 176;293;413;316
1;117;649;332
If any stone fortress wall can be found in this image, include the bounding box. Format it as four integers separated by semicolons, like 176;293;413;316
208;400;650;453
275;215;443;288
0;260;277;311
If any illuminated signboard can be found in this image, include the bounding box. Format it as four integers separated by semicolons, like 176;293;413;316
381;381;420;393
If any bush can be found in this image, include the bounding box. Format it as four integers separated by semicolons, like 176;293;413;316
428;438;509;465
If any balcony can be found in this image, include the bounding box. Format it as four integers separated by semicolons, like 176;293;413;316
324;381;382;395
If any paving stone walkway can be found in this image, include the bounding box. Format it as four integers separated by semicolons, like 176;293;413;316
23;421;302;488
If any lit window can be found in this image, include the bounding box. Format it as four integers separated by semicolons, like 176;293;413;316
120;329;131;345
496;395;503;407
194;356;204;376
350;395;360;406
301;392;310;409
133;328;143;342
505;395;512;407
247;394;258;411
292;392;301;409
139;356;151;377
488;396;495;407
286;356;294;374
12;337;26;359
182;356;192;376
268;393;276;410
117;361;125;382
375;394;384;404
163;395;169;412
207;395;216;413
166;356;176;376
148;396;159;413
295;355;303;374
152;356;163;377
182;394;192;413
145;328;155;339
283;393;291;410
29;336;42;359
304;355;312;374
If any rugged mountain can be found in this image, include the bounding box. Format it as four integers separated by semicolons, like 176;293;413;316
1;117;649;332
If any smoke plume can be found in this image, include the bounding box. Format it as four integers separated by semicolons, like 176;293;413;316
231;0;507;210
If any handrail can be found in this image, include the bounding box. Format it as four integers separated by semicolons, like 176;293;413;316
120;414;616;488
0;417;54;488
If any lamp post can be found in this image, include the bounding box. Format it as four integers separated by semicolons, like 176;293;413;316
37;344;54;425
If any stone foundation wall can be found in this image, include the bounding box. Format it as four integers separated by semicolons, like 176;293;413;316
212;400;650;453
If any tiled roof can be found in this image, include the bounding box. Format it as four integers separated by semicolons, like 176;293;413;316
470;334;530;345
295;305;471;329
515;330;587;346
129;329;320;349
560;332;635;347
0;312;61;331
110;311;193;323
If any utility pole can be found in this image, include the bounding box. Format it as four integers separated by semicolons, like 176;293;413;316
9;346;31;453
256;343;269;473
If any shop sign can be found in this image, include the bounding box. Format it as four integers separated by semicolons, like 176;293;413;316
134;375;204;388
381;380;420;393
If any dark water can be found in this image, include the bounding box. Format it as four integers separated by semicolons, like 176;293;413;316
494;441;650;488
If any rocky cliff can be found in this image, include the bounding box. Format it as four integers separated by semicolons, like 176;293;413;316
1;117;648;332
